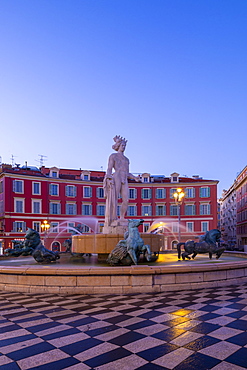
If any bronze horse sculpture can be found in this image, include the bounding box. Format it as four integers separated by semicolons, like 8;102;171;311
177;229;225;260
5;228;60;263
107;219;153;265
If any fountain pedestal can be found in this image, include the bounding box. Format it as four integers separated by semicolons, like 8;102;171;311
72;233;164;256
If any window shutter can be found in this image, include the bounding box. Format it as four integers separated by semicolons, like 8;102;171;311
96;188;99;198
23;222;27;232
148;189;152;199
49;184;52;195
13;180;16;192
66;186;68;196
141;189;144;199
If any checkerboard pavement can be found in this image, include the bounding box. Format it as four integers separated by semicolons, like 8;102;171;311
1;284;247;369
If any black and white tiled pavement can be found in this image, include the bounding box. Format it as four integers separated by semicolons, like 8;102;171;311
1;284;247;369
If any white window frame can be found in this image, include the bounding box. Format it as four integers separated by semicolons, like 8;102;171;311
200;203;211;215
97;187;104;198
32;182;41;195
50;183;59;196
32;199;42;214
201;221;209;232
33;221;41;232
50;202;61;214
156;188;166;199
200;187;210;198
66;203;77;215
156;204;166;216
142;188;151;199
142;204;152;216
14;198;24;213
97;204;105;216
82;203;92;216
127;205;137;216
185;187;195;198
83;186;92;198
50;222;59;233
186;222;194;232
66;185;77;197
129;188;137;199
13;180;24;194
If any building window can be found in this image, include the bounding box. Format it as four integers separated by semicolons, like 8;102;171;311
0;181;3;193
156;188;166;199
200;187;210;197
13;221;26;232
66;203;76;215
143;223;150;232
142;205;152;216
117;205;120;217
66;185;77;197
127;205;137;216
83;187;92;198
97;188;104;198
50;222;59;233
49;184;59;196
172;223;179;232
200;203;211;215
82;204;92;215
186;222;194;232
99;223;104;233
142;188;151;199
50;203;61;214
201;221;209;232
32;182;41;195
185;187;195;198
33;222;41;232
0;200;3;214
97;205;105;216
52;171;58;178
32;200;41;214
13;180;24;193
185;204;195;216
156;205;166;216
129;188;137;199
15;199;24;213
170;188;177;198
170;205;178;216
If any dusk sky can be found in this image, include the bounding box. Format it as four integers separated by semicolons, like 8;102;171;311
0;0;246;196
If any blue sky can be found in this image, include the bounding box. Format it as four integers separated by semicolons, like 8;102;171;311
0;0;246;196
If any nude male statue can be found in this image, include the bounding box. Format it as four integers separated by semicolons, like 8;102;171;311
103;136;140;227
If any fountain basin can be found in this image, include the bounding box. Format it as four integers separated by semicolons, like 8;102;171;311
1;252;247;294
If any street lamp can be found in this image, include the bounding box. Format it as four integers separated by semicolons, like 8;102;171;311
173;188;185;243
41;220;50;246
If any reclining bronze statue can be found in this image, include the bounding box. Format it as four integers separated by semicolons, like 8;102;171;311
107;219;153;265
5;228;60;263
177;229;225;260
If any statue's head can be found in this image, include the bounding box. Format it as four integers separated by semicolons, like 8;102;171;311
112;135;127;151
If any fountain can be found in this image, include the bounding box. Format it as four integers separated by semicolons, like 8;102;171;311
1;135;247;294
72;136;163;261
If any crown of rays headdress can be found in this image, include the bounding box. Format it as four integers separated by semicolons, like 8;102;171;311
113;135;127;145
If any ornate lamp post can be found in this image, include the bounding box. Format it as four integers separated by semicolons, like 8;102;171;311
41;220;50;246
173;188;185;243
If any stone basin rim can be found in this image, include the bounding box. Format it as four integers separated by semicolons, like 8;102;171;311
1;252;247;294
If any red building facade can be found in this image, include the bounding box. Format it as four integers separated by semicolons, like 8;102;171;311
0;164;218;253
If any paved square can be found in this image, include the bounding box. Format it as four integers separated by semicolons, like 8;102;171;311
1;284;247;369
